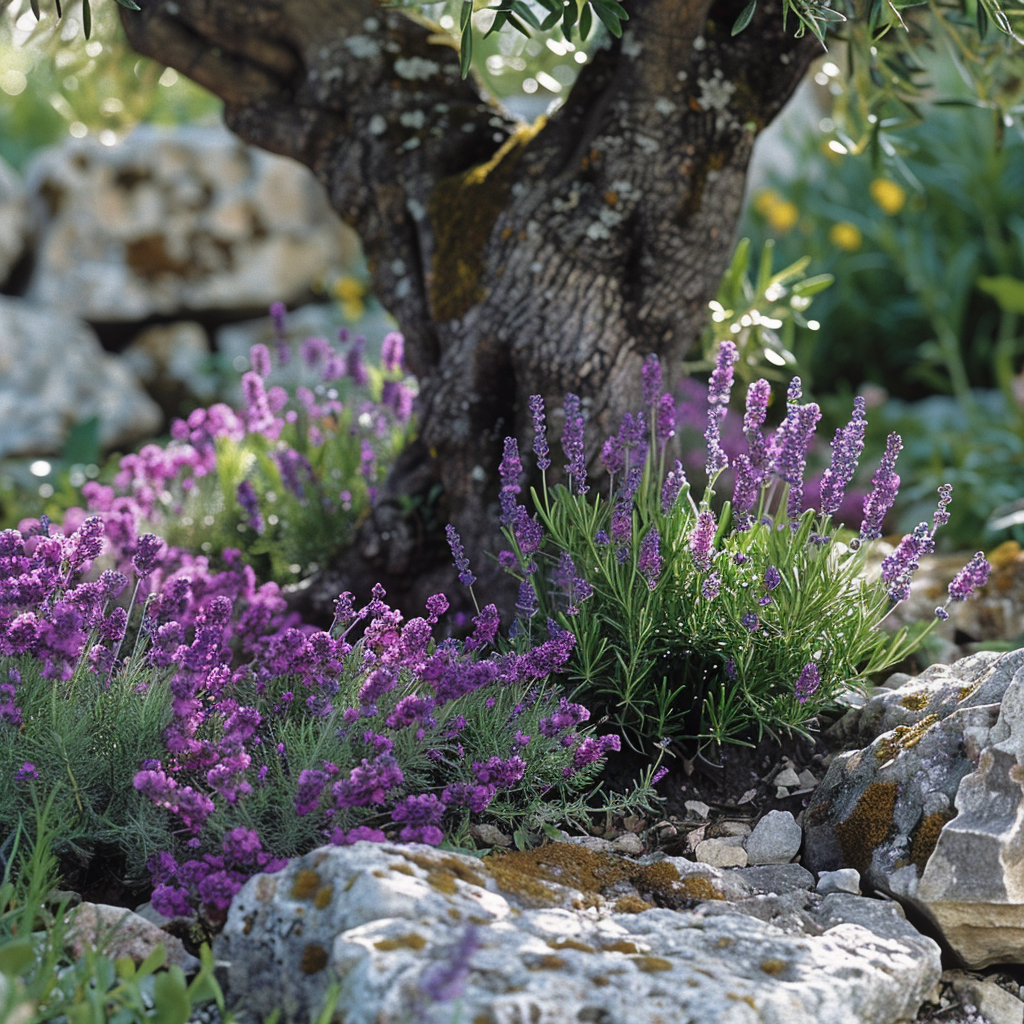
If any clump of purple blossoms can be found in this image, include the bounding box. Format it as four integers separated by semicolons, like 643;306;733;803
860;433;903;540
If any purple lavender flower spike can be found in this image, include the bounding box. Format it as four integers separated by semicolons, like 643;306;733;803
701;571;721;600
770;402;821;520
661;461;687;514
561;393;588;495
528;395;551;471
641;354;663;408
237;480;264;534
446;525;476;587
741;612;759;633
688;508;716;571
730;454;758;531
819;396;867;518
381;331;404;373
346;336;369;387
704;341;738;479
763;566;781;591
516;578;538;619
743;379;772;471
250;343;272;378
132;533;164;579
795;662;820;704
948;552;991;602
638;527;663;590
656;394;676;447
881;522;935;603
933;483;953;530
499;437;523;527
269;302;290;365
553;553;594;613
860;433;903;540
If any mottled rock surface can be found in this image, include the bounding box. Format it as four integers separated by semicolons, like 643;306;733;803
804;649;1024;968
214;841;941;1024
0;296;161;457
25;125;358;321
64;902;199;974
744;809;802;865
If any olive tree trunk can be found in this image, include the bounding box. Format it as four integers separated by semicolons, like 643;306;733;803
120;0;816;617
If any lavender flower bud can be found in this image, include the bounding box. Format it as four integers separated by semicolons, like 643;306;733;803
250;343;272;378
553;553;594;613
561;393;588;495
701;571;721;600
881;522;934;604
638;528;663;590
499;437;523;527
795;662;820;704
132;533;164;579
730;453;759;531
528;395;551;471
860;433;903;540
819;396;867;518
641;354;663;408
381;331;404;373
704;342;737;479
661;461;687;514
743;379;772;472
445;525;475;587
770;402;821;520
656;394;676;446
688;508;716;571
516;579;538;619
948;552;991;602
933;483;953;530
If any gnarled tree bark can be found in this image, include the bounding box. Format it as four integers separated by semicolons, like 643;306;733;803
120;0;817;618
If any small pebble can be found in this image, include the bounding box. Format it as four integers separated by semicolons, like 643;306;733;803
695;838;748;868
816;868;862;895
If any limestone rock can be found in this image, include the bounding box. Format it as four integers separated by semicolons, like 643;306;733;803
744;809;803;865
695;836;748;867
946;972;1024;1024
63;902;199;974
803;649;1024;968
0;296;162;457
25;125;359;321
214;841;941;1024
817;869;862;896
0;156;30;289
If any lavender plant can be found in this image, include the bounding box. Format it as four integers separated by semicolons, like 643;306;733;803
493;346;992;750
83;309;416;586
0;511;653;927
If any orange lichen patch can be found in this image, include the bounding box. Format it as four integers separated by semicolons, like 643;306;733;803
631;956;673;972
290;869;322;901
959;683;979;702
527;954;567;971
547;938;596;953
389;863;415;876
876;716;939;764
473;1013;497;1024
715;937;733;950
483;842;723;910
403;852;488;890
313;885;334;910
759;958;788;975
909;810;955;873
988;540;1021;572
299;943;329;975
602;940;640;955
448;908;463;920
728;993;757;1009
426;870;458;895
374;933;428;952
604;191;619;205
898;691;931;711
592;975;611;987
614;896;654;914
836;781;898;874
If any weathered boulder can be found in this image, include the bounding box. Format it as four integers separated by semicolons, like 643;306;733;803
744;809;803;865
0;156;30;289
803;649;1024;968
0;296;162;457
122;321;217;415
63;902;199;974
24;125;359;322
213;840;941;1024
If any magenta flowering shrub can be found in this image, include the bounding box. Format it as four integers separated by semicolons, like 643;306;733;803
485;347;992;750
79;310;416;586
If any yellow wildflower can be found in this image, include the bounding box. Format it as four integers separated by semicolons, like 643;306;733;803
334;276;365;302
870;179;906;216
753;189;799;234
829;222;862;252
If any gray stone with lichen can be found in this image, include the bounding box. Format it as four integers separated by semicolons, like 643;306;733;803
213;840;940;1024
803;649;1024;968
